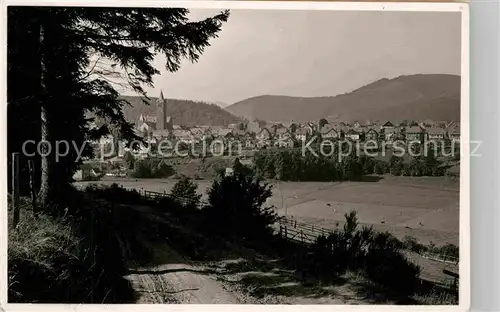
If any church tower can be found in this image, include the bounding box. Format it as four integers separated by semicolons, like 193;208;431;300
156;90;168;130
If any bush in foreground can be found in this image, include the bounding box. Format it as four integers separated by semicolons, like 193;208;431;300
169;175;202;208
8;189;163;303
365;232;421;295
401;235;459;261
9;209;84;302
202;168;278;243
306;211;421;296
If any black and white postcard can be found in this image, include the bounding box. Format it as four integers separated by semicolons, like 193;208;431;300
1;1;470;310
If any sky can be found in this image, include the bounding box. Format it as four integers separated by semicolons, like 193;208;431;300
127;9;461;105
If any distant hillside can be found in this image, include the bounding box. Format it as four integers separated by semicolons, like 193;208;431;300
119;96;240;126
225;74;460;122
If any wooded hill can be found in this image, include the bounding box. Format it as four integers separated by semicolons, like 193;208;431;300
120;95;240;126
225;74;460;123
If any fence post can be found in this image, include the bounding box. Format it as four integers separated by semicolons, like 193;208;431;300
284;226;288;240
11;153;20;228
28;159;38;214
90;200;95;303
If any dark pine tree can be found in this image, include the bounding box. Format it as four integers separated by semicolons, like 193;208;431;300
8;7;229;211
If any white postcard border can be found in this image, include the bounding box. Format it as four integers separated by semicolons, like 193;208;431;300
0;1;470;311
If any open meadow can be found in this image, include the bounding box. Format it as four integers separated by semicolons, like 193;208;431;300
75;174;459;284
76;175;459;246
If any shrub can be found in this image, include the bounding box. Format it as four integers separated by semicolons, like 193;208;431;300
130;158;174;179
364;231;420;294
123;151;135;170
402;235;425;253
202;168;278;243
305;211;421;295
109;161;122;171
232;157;252;176
400;236;458;262
402;163;412;176
374;161;387;175
358;155;376;174
415;288;458;305
8;193;140;303
361;157;375;174
9;208;83;302
390;155;403;167
308;212;374;276
131;159;153;178
155;160;175;178
428;243;459;260
169;175;202;208
390;162;403;176
85;183;152;206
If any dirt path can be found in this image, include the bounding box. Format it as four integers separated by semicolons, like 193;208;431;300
120;208;361;305
118;202;242;304
125;244;242;304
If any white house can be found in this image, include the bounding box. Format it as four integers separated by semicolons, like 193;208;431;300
426;127;446;141
320;124;339;140
345;129;361;141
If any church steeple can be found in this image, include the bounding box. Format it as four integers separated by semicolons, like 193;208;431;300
156;90;168;130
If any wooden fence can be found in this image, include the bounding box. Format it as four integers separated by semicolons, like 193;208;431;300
277;216;459;265
278;216;459;283
140;189;209;207
421;252;459;265
9;153;37;229
139;189;459;266
277;217;332;244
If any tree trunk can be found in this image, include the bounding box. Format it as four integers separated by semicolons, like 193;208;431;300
37;13;79;212
37;19;56;210
39;106;55;208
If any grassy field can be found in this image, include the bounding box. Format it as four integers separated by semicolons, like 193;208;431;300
76;175;459;246
75;174;460;284
270;176;459;246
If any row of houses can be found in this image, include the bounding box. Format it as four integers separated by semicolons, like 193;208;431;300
250;120;459;143
93;119;460;157
135;118;459;143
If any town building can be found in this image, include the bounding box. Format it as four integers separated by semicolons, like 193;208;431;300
446;122;461;143
136;90;174;140
295;126;312;141
365;128;379;141
155;90;173;131
256;128;272;147
172;129;194;144
405;126;425;143
425;127;446;141
320;124;340;140
345;129;362;141
381;121;398;142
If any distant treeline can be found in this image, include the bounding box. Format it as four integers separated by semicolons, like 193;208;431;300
253;146;447;181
